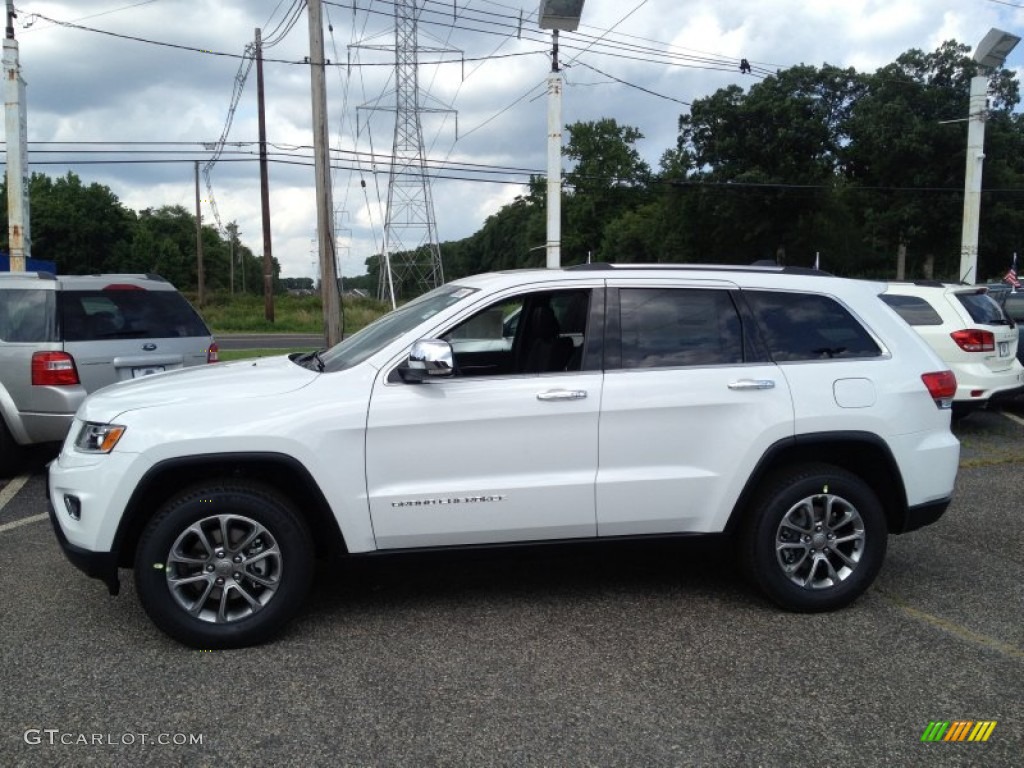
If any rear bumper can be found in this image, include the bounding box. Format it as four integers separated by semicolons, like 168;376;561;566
987;383;1024;404
18;410;76;445
891;496;951;534
47;473;120;595
952;363;1024;403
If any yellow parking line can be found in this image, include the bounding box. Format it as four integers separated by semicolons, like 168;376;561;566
879;591;1024;660
0;474;30;511
0;513;47;534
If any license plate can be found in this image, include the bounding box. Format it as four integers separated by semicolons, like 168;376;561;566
998;341;1009;357
132;365;165;378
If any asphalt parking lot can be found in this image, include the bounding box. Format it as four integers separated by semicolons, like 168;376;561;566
1;409;1022;767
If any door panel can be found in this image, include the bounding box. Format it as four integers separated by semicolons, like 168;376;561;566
366;371;602;548
596;283;794;536
597;364;793;535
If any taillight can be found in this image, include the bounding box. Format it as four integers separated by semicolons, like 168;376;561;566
207;341;219;363
31;351;80;386
921;370;957;407
950;329;995;352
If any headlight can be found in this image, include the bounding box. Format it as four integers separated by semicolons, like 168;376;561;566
74;422;127;454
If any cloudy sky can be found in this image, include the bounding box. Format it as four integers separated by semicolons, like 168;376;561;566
4;0;1024;282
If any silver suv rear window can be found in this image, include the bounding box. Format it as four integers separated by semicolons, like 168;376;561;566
59;289;210;341
0;288;56;342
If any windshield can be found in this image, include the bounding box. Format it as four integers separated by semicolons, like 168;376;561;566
315;284;478;372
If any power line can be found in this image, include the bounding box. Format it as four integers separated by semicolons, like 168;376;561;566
22;11;543;66
21;0;159;32
572;61;691;106
15;146;1024;196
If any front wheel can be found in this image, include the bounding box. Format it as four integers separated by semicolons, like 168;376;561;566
740;464;887;612
135;482;314;648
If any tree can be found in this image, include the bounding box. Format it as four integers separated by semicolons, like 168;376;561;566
562;119;652;263
1;171;135;273
842;41;1020;278
676;64;865;266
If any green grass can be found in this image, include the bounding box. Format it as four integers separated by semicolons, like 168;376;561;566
188;292;389;335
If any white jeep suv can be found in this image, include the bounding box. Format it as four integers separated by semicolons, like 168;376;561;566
48;265;961;648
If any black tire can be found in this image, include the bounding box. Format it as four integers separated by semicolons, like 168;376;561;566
740;463;887;612
0;416;24;479
135;481;314;649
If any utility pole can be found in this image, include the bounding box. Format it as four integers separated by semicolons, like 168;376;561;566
4;0;29;271
306;0;341;345
194;161;205;306
256;28;275;322
226;221;239;295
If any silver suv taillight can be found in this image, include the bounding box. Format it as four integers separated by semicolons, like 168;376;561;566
31;351;80;386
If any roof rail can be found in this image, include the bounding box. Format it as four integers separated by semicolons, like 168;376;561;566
564;262;833;277
0;270;57;280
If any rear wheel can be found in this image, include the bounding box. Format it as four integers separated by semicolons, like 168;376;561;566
741;464;887;612
135;481;314;648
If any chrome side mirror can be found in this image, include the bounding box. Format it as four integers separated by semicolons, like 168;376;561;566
400;339;454;382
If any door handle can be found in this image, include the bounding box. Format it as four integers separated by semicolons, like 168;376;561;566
728;379;776;391
537;389;588;401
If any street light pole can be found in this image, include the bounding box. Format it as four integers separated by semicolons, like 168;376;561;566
958;28;1020;284
538;1;585;270
4;0;29;271
958;75;987;284
545;31;562;270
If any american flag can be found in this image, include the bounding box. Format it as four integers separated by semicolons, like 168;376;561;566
1005;253;1021;291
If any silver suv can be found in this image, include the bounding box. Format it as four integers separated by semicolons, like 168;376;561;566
0;272;216;475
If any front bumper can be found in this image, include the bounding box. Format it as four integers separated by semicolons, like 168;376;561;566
47;469;120;595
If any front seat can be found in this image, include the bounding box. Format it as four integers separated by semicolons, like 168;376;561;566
522;305;573;373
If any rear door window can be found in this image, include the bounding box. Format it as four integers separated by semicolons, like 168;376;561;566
879;294;943;326
617;288;744;368
59;289;210;341
745;290;882;361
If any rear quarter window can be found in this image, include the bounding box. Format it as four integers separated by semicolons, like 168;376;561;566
879;294;943;326
59;289;210;341
745;290;882;362
0;288;56;342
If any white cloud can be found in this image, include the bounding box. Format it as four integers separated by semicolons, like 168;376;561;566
4;0;1023;282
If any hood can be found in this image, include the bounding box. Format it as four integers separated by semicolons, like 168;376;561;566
78;354;319;422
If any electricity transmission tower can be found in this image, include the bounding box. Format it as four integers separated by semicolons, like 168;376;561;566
354;0;459;305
